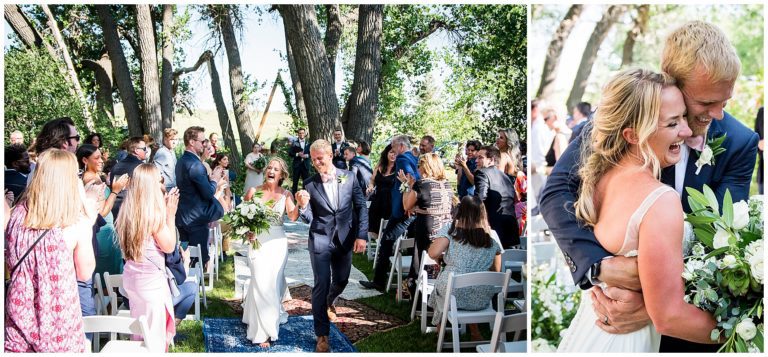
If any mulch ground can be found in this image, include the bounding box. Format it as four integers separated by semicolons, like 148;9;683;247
223;284;406;343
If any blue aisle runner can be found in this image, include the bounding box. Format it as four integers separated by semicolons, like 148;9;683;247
203;316;356;353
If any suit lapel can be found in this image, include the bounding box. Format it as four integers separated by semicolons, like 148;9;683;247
337;171;349;209
682;121;724;210
312;175;335;212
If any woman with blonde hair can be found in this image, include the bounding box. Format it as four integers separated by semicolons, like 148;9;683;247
557;68;718;352
241;157;302;348
115;164;179;352
5;149;98;352
401;152;454;297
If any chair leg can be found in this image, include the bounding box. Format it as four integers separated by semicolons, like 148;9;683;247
386;257;397;293
451;320;461;353
194;289;200;321
410;288;420;321
436;321;445;352
421;299;429;333
396;258;403;302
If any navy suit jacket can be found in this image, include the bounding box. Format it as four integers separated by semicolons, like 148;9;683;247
110;154;143;218
175;151;224;227
299;169;369;253
539;111;758;288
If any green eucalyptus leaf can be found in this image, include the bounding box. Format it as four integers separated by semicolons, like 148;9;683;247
723;190;733;228
703;185;719;215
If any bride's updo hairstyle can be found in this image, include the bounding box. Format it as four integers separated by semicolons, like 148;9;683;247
574;68;675;227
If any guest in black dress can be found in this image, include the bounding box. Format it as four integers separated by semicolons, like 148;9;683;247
367;144;397;237
402;153;454;294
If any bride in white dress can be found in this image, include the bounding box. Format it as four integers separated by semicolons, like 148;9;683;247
241;157;301;348
556;69;718;352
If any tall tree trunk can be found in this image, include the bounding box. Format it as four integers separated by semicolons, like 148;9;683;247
344;5;382;145
81;53;115;122
285;35;307;122
215;5;256;156
278;5;340;141
621;5;650;68
135;4;162;142
566;5;628;110
95;5;142;137
324;4;342;83
206;52;241;175
41;5;95;132
536;4;583;101
160;4;175;129
4;4;54;58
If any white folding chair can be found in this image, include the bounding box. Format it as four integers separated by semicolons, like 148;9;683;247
215;222;224;264
83;315;156;353
476;295;527;353
207;227;219;281
367;218;385;261
372;219;388;268
410;250;438;333
436;270;511;353
93;273;112;316
500;249;526;295
102;272;131;317
386;236;414;302
188;244;208;307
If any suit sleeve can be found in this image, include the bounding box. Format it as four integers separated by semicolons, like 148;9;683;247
714;131;759;203
299;184;314;224
474;169;489;201
353;176;369;240
190;161;217;200
539;130;611;289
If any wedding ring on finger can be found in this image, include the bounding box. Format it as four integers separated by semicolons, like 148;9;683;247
603;316;610;326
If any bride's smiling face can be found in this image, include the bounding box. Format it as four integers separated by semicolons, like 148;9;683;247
264;161;282;183
647;86;691;168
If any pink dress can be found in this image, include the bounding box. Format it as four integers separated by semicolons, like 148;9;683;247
4;204;86;352
122;235;175;352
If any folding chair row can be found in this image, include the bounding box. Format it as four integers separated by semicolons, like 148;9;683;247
410;250;438;333
475;295;527;353
386;236;414;303
83;315;157;353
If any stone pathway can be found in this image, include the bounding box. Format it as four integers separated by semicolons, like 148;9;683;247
232;218;382;301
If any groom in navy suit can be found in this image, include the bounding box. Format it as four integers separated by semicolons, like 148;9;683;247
540;21;758;352
296;139;368;352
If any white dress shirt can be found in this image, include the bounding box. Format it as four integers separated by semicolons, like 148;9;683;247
322;169;339;210
674;143;690;196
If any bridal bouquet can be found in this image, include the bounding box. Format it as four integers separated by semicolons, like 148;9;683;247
222;191;279;249
683;185;763;352
531;263;581;352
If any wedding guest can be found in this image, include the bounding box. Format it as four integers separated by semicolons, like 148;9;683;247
10;130;24;145
428;195;502;341
211;154;234;212
455;140;481;199
543;109;570;175
496;128;525;178
289;128;311;194
5;144;30;204
475;146;519;248
419;135;435;155
245;142;265;193
116;164;178;351
345;146;373;193
201;139;214;174
110;137;147;218
5;149;97;352
331;129;349;169
176;126;225;267
85;132;103;150
154;128;179;191
367;144;397;239
402;153;454;297
529;99;552;213
569;102;592;143
361;135;420;291
209;132;220;159
143;134;158;163
356;141;371;162
29;117;80;185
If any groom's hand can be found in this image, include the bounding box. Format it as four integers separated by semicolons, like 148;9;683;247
599;256;641;291
592;286;650;334
353;238;367;253
296;190;310;208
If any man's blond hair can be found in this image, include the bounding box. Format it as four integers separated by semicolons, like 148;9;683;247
661;21;741;87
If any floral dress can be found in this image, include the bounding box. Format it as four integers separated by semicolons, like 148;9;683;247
5;204;86;352
428;224;502;325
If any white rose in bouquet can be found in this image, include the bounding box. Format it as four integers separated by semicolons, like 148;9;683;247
731;201;750;230
720;255;738;269
712;228;730;249
745;240;764;284
735;318;757;341
236;226;249;236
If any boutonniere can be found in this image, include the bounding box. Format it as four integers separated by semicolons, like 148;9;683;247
694;134;727;175
337;174;348;184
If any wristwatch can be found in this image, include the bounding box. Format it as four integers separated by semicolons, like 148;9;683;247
589;260;602;285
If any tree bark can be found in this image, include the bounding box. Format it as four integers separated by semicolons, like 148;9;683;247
324;4;342;83
160;4;175;129
214;5;255;156
135;4;162;142
536;4;583;101
4;4;55;57
41;5;95;132
343;5;383;145
95;5;143;137
278;5;340;141
621;4;650;68
206;52;241;175
566;5;628;110
285;35;307;122
81;53;115;122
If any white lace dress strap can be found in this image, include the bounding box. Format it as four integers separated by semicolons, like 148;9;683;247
617;185;678;256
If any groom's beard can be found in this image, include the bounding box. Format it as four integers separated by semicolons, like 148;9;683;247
687;116;711;137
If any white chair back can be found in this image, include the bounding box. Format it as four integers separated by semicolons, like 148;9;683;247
83;315;155;353
103;272;127;316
